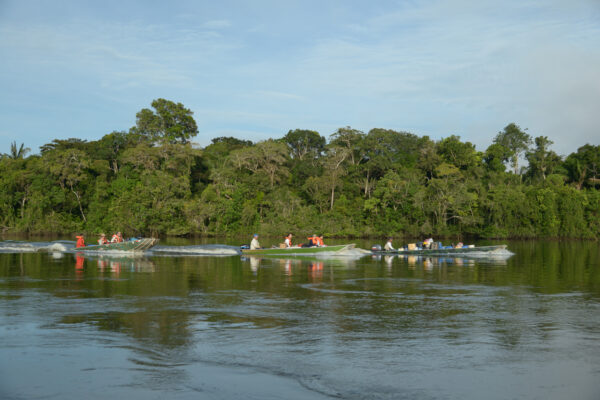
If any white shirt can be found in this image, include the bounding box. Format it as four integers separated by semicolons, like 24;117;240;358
250;238;260;250
284;237;292;247
384;241;394;251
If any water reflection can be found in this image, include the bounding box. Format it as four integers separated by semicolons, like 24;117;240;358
373;253;489;271
1;241;600;399
74;252;156;274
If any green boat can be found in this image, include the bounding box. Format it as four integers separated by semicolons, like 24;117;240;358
241;244;355;256
371;244;507;256
78;238;159;252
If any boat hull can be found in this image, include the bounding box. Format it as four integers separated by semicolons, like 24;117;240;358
242;244;355;255
78;238;159;252
372;245;507;256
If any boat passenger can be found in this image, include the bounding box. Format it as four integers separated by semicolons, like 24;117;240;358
76;235;85;248
98;233;108;245
304;234;318;247
316;235;325;247
117;232;124;242
384;238;395;251
455;242;463;248
111;233;119;243
284;233;293;248
250;234;261;250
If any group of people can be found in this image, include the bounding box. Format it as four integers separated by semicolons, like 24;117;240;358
98;232;124;245
383;237;464;251
249;233;326;250
75;232;124;248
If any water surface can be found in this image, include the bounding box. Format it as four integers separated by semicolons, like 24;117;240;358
1;239;599;399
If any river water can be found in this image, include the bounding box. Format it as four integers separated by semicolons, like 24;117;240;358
0;239;599;400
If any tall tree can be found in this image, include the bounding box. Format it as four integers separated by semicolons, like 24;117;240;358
437;135;481;171
525;136;561;181
563;144;600;189
329;127;365;166
322;146;350;210
283;129;325;161
131;98;198;144
45;149;91;222
228;140;289;189
9;142;30;159
493;123;532;174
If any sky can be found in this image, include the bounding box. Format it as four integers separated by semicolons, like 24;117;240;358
0;0;599;157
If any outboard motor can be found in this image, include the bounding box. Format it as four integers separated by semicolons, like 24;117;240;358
371;244;382;251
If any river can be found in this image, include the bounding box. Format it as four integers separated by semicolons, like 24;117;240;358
0;238;599;399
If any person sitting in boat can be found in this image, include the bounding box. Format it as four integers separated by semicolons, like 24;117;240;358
110;232;124;243
250;234;261;250
316;235;325;247
384;238;395;251
284;233;293;248
455;242;463;248
303;234;318;247
76;235;85;248
98;233;109;245
423;238;434;249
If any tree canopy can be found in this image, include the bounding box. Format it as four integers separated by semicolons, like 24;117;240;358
1;100;599;239
130;98;198;144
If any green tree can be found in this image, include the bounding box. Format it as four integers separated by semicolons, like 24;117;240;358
437;135;481;171
525;136;562;181
417;137;442;179
131;98;198;144
329;127;365;166
483;143;511;173
493;123;532;174
228;140;289;189
563;144;600;189
8;141;30;159
91;131;131;173
322;146;350;210
40;138;88;154
203;137;253;169
283;129;325;161
44;148;91;223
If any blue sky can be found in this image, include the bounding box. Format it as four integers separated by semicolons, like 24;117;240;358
1;0;599;157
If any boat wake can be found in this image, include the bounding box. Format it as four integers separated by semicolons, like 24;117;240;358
328;248;371;257
0;241;241;256
448;248;514;258
151;244;241;256
0;241;69;253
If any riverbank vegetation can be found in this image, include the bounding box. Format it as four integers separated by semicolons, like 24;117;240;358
1;99;599;239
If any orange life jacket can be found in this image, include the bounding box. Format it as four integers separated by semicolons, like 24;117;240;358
76;236;85;248
315;237;324;246
285;236;292;247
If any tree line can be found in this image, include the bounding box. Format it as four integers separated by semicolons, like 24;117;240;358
1;98;599;239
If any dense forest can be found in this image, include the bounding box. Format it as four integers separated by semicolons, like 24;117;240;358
1;99;599;239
